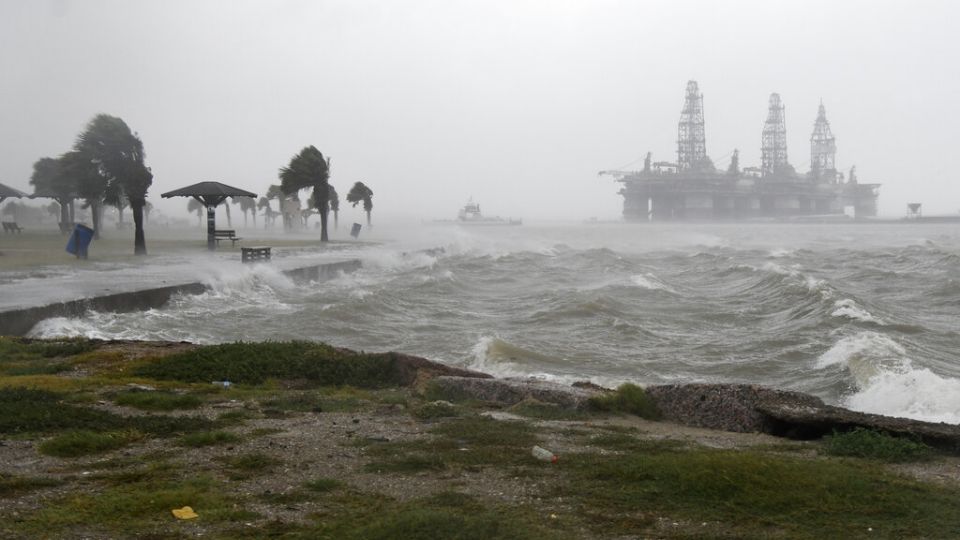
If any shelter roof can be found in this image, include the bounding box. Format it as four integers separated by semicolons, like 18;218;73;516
161;181;256;199
0;182;27;199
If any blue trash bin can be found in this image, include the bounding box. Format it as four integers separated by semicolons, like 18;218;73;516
66;224;95;259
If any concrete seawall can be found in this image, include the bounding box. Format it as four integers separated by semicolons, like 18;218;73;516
0;259;361;337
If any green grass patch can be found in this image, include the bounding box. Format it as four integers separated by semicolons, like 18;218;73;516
0;387;124;434
0;337;96;362
178;430;240;448
216;452;281;480
0;387;217;439
39;429;143;457
132;342;410;388
0;474;63;497
217;409;256;424
508;398;591;421
561;445;960;538
258;388;369;414
823;428;933;462
308;491;563;540
411;400;462;420
113;389;204;411
21;474;256;535
303;478;344;493
364;416;542;474
587;383;660;419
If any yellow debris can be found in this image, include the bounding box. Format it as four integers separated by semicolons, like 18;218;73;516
171;506;199;520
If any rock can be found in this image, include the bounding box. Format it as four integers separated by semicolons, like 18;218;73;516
430;376;604;409
645;383;960;452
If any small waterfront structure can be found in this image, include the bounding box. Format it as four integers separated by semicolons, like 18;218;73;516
161;182;257;251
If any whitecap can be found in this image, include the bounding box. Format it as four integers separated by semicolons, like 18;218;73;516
629;273;677;293
831;298;885;324
816;332;960;424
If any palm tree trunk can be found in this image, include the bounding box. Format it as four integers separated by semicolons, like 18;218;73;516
366;210;371;228
333;210;338;229
131;198;147;255
59;199;70;234
91;201;101;239
319;208;329;242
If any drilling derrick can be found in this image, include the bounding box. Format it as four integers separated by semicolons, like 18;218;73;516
603;82;879;221
810;101;837;182
761;93;789;177
677;80;707;171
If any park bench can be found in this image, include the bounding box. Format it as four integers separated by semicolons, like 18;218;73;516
241;246;271;263
2;221;23;233
214;229;242;247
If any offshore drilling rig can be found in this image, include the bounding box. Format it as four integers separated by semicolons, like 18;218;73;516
601;81;880;221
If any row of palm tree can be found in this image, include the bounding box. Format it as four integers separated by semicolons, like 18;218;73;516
178;146;374;244
29;114;153;255
277;145;373;242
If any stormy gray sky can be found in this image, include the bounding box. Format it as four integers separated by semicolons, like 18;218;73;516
2;0;958;220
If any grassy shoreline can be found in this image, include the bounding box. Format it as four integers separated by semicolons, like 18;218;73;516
0;337;957;539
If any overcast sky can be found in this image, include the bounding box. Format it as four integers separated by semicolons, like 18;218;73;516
2;0;958;220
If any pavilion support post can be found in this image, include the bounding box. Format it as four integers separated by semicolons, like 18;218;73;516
206;205;216;251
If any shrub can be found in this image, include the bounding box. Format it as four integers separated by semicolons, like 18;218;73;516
587;383;660;420
133;342;403;388
823;428;932;462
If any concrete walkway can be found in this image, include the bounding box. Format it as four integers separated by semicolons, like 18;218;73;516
0;248;362;336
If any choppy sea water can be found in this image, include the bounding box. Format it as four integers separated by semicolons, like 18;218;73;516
28;222;960;424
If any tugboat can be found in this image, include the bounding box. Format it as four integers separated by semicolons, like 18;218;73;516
457;198;521;226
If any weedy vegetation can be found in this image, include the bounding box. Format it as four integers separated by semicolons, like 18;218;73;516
2;337;959;539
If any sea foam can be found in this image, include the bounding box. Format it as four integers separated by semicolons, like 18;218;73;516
817;332;960;424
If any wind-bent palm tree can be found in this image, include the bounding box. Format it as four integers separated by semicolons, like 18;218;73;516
346;181;374;227
256;196;274;229
60;150;107;238
279;146;330;242
74;114;153;255
234;196;256;227
328;184;340;230
187;198;204;227
30;157;75;232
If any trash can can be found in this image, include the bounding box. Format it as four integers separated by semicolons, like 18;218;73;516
66;224;95;259
350;223;362;238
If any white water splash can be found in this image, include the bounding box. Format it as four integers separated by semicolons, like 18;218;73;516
817;332;960;424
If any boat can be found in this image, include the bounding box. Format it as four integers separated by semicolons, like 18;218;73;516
456;199;521;226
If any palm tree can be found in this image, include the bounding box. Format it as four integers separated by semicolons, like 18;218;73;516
279;146;330;242
187;198;204;227
328;184;340;230
234;196;256;227
29;157;74;232
74;114;153;255
256;196;274;229
346;181;374;227
60;150;108;238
